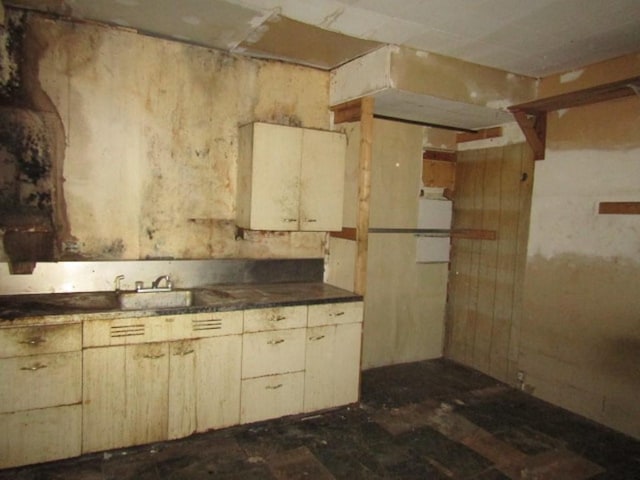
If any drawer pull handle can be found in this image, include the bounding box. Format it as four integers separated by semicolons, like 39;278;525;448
174;349;194;356
273;315;286;322
283;218;297;223
306;219;317;223
143;353;166;360
20;363;47;371
20;337;46;346
331;311;345;317
309;335;325;341
266;384;283;390
267;339;285;345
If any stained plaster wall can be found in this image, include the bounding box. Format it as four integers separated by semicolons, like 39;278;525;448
519;53;640;439
0;10;332;262
327;119;447;369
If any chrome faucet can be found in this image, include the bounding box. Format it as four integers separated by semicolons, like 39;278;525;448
134;275;173;293
151;275;172;290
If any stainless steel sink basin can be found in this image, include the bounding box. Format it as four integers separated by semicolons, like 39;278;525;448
118;290;193;310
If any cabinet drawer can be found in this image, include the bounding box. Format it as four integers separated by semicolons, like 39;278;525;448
0;351;82;413
0;323;81;358
243;305;307;332
240;371;304;424
0;404;82;469
308;301;363;327
84;310;243;347
242;328;305;378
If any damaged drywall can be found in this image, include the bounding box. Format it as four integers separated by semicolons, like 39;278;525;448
330;45;538;131
0;8;333;262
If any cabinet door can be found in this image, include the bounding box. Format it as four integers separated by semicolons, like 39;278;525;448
83;343;169;453
240;371;304;424
0;323;81;358
243;305;307;333
308;301;364;327
0;351;81;413
299;128;346;231
168;335;241;439
304;322;362;413
242;328;306;378
237;122;302;230
0;404;81;469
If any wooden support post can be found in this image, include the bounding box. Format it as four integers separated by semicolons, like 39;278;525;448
355;97;374;295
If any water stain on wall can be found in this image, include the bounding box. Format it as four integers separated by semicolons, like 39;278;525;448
521;253;640;438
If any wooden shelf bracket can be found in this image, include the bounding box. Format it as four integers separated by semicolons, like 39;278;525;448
509;75;640;161
511;110;547;161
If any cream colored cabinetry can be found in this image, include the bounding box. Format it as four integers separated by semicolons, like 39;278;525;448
240;306;306;423
237;122;346;231
0;323;82;469
82;311;242;453
304;302;363;413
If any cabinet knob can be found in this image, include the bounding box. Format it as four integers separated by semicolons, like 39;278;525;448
20;363;48;371
174;349;194;356
143;353;166;360
267;339;285;345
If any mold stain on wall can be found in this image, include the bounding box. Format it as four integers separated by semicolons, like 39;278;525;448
3;9;331;261
0;9;73;269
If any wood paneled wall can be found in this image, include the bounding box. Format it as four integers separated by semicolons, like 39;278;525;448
445;143;533;383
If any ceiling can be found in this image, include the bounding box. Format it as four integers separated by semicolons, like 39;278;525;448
7;0;640;77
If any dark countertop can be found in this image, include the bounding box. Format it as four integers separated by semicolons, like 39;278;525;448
0;282;362;325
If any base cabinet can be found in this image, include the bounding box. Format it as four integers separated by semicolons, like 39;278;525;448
2;299;362;468
0;323;82;469
304;322;362;413
82;312;242;453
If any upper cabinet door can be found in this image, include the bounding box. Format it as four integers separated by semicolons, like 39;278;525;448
237;123;302;231
299;128;346;231
237;122;346;232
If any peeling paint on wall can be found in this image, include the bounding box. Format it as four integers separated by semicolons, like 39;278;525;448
559;69;584;83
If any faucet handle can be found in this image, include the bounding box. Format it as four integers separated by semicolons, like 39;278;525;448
114;274;125;292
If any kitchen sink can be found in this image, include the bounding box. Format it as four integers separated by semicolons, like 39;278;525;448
118;290;194;310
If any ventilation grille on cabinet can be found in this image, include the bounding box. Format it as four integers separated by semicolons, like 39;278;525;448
192;318;222;331
110;324;145;338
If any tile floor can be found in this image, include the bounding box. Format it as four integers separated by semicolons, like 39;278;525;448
2;358;639;479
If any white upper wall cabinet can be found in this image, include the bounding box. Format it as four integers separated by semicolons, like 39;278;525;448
237;122;346;231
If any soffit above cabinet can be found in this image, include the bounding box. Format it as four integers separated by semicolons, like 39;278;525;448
331;45;539;131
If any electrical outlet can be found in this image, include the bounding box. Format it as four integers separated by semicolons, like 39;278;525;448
516;370;525;382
